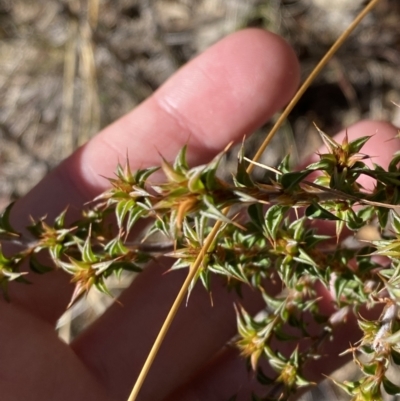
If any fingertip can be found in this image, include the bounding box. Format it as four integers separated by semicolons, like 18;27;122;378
79;29;300;194
166;27;301;148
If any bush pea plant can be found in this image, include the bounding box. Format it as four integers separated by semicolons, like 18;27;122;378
1;0;398;400
3;126;400;400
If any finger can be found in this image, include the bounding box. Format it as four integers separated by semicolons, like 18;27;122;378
6;29;300;323
162;120;400;400
0;302;112;401
165;348;262;401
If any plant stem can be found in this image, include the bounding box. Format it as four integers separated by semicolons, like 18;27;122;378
126;1;382;399
127;220;223;401
247;0;383;174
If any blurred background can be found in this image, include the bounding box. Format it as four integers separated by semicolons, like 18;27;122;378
1;0;400;399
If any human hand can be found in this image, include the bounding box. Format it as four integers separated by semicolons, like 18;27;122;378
2;28;398;401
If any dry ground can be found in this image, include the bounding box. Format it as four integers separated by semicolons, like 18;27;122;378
1;1;400;400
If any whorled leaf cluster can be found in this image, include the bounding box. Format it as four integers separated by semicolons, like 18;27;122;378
2;128;400;400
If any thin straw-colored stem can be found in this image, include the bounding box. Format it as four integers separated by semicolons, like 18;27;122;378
247;0;382;173
127;1;381;399
127;220;223;401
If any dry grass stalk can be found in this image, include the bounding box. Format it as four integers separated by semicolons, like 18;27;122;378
59;0;100;154
78;19;100;146
60;18;78;155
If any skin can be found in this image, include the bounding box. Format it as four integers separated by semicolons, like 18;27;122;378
1;29;399;401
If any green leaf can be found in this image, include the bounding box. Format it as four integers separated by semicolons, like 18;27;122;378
357;206;375;223
54;208;68;229
389;151;400;172
334;276;348;301
261;290;285;311
360;362;378;376
199;269;211;292
392;186;400;205
135;166;159;185
345;208;364;231
305;202;340;221
336;214;345;238
104;238;128;257
115;199;135;229
0;202;19;237
183;218;201;244
50;242;65;261
330;379;358;396
264;205;289;240
0;244;14;267
382;376;400;395
187;167;205;193
247;203;264;231
201;196;235;226
161;158;185;183
392;211;400;235
347;136;371;154
357;319;378;334
280;170;313;191
94;279;113;297
235;146;254;187
290;217;306;241
306;157;336;171
202;152;224;190
173;145;189;173
313;174;330;187
295;248;317;267
377;207;389;230
391;349;400;365
277;154;291;174
126;207;145;234
82;237;97;263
